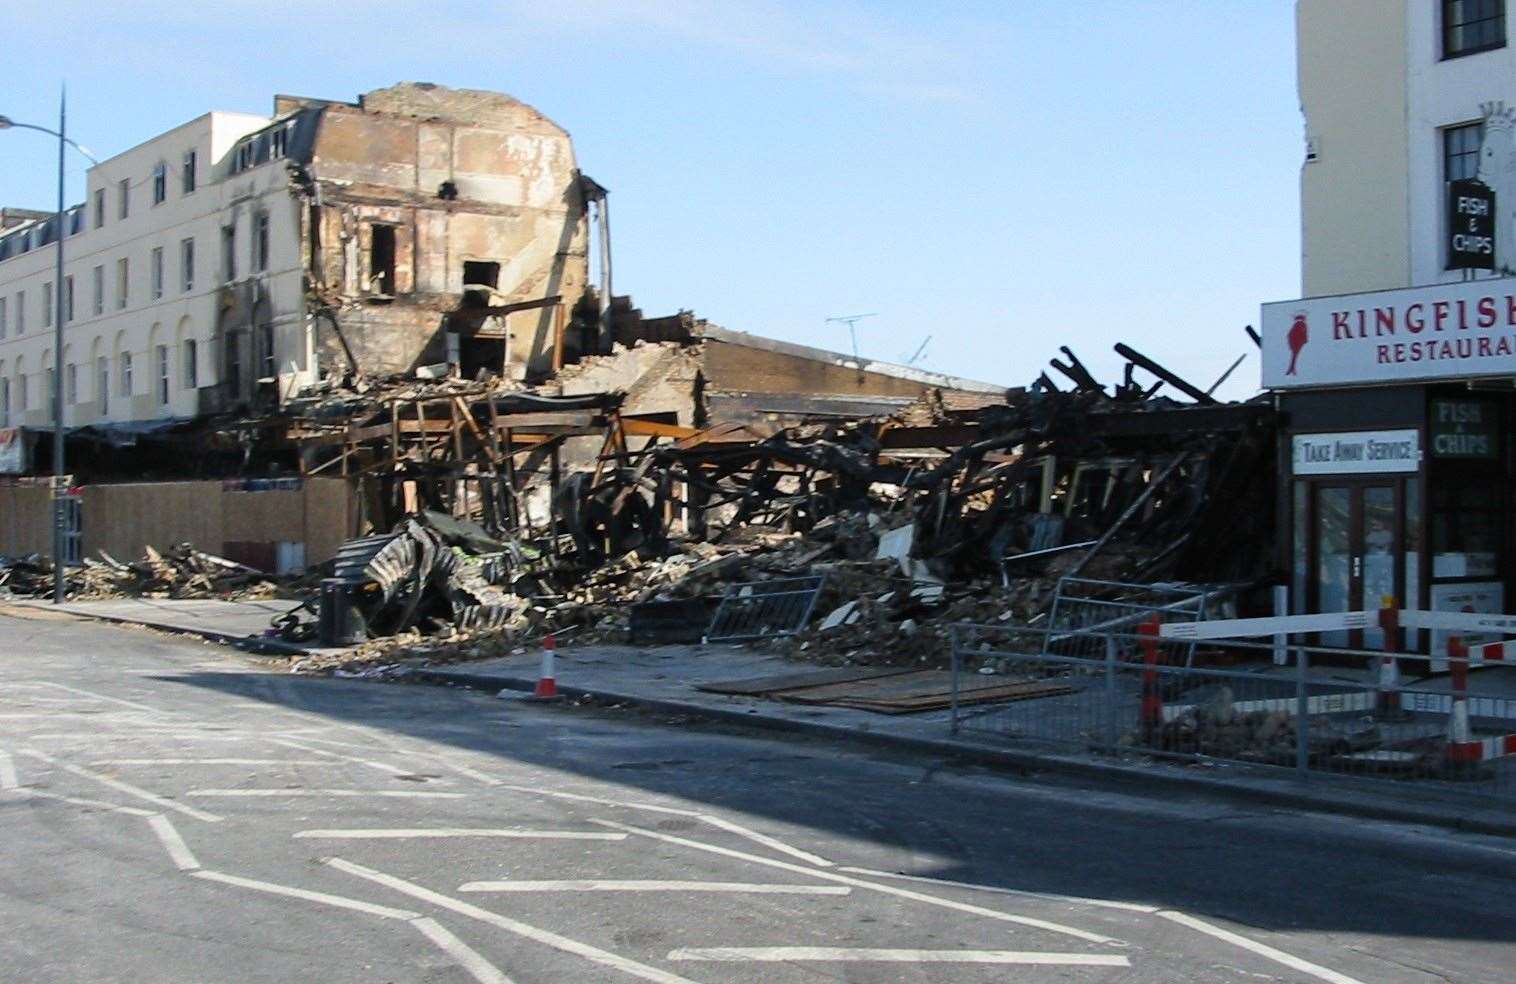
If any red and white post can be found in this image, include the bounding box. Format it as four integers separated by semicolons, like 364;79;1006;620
1446;636;1478;768
532;633;560;700
1138;616;1163;742
1374;596;1408;721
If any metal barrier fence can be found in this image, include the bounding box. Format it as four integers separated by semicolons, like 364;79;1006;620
705;575;826;642
950;619;1516;805
1040;577;1222;664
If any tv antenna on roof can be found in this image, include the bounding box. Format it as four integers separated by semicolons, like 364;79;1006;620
824;313;878;361
903;335;932;366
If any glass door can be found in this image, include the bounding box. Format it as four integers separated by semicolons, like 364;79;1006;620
1309;481;1403;650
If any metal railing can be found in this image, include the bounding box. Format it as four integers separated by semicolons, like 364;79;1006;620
950;618;1516;805
705;575;826;642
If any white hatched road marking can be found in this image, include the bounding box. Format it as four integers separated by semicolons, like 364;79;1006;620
459;880;851;895
1157;911;1366;984
188;789;464;799
21;750;222;822
30;682;163;714
0;749;18;789
192;870;421;920
295;828;626;841
265;737;411;776
432;757;504;786
147;814;201;871
496;782;832;866
409;917;516;984
326;857;702;984
835;866;1161;913
6;787;156;816
94;758;335;766
591;820;1122;947
667;947;1130;966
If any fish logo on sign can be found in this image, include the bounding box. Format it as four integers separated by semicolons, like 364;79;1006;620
1286;312;1308;376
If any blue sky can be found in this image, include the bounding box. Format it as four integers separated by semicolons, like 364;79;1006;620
0;1;1300;398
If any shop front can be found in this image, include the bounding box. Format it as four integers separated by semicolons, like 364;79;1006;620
1263;279;1516;652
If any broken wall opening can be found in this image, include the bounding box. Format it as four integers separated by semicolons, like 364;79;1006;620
369;224;396;296
462;260;500;308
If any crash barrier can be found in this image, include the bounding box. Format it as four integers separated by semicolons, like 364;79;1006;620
1040;577;1222;663
949;608;1516;804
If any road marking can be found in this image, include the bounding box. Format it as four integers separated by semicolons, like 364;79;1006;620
432;757;504;786
459;880;850;895
497;783;702;817
591;820;1121;947
93;758;335;767
0;750;18;789
193;870;421;920
187;789;464;799
326;857;701;984
21;750;222;822
835;866;1161;913
409;917;516;984
266;737;411;776
32;682;162;714
667;946;1128;966
694;815;832;867
147;814;201;871
496;782;832;866
1158;911;1365;984
26;733;251;742
5;787;156;817
295;828;626;841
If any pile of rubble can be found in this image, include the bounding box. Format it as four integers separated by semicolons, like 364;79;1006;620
0;544;290;601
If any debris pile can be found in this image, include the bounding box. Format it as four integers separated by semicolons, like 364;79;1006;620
0;545;288;601
277;336;1276;671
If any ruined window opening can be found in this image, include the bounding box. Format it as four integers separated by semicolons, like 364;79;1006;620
258;324;276;380
462;260;499;309
368;224;396;296
226;332;242;394
254;213;270;273
222;223;237;282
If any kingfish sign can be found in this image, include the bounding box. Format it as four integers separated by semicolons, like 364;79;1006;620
1262;280;1516;389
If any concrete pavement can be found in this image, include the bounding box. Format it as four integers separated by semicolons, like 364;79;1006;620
2;607;1516;981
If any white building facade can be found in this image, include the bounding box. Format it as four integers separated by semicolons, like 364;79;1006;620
0;110;310;431
1267;1;1516;649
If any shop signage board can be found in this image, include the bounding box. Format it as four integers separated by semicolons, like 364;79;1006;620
1430;581;1506;653
1448;180;1497;271
1429;399;1499;458
1262;279;1516;388
1291;429;1420;475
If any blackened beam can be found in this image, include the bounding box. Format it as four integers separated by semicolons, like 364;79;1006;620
479;295;562;317
1113;343;1217;405
1084;403;1271;438
1064;452;1190;580
879;424;980;449
1244;324;1262;348
1051;346;1102;392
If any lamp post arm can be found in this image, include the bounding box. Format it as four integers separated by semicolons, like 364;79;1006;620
0;118;99;164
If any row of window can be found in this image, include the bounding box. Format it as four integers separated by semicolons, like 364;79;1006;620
0;339;201;427
0;214;274;340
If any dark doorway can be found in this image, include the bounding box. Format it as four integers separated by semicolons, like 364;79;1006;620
369;225;396;296
462;260;500;309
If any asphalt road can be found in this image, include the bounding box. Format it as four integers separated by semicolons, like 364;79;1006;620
2;607;1514;983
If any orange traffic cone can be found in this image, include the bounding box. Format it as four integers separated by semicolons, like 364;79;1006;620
531;634;560;700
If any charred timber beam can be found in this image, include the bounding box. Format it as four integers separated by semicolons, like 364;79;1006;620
1084;403;1272;438
1114;343;1216;404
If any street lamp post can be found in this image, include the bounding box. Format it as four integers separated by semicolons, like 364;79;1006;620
1;91;98;604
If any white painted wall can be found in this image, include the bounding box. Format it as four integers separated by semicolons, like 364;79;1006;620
1299;0;1516;296
1405;1;1516;287
0;109;311;429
